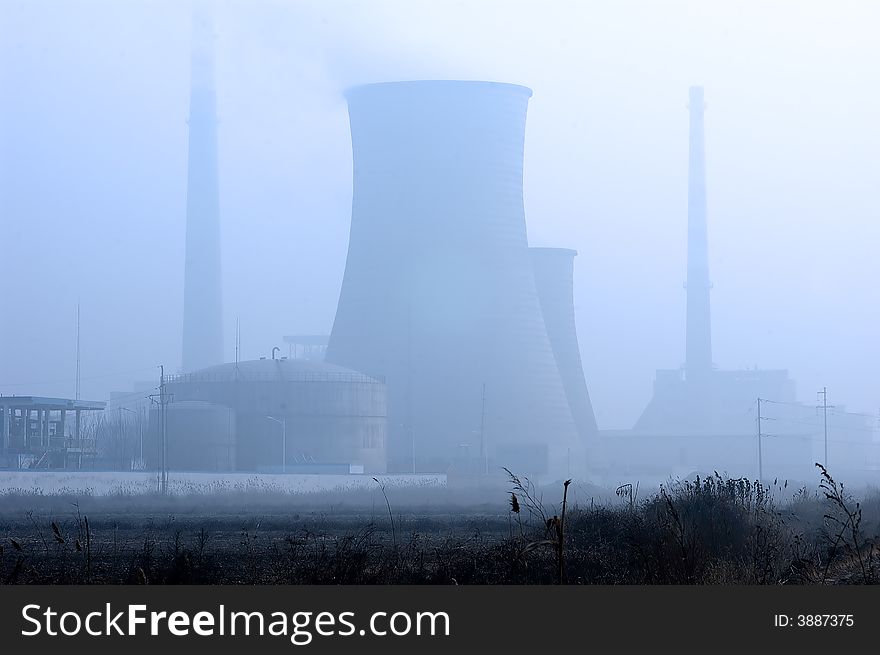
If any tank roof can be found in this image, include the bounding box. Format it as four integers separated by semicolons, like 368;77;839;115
168;359;382;385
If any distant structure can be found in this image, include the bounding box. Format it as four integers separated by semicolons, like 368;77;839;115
594;86;818;484
0;396;106;469
530;248;598;445
181;8;223;373
634;86;797;437
327;81;581;477
283;335;329;361
149;359;387;474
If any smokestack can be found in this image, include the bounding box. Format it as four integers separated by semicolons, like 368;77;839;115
530;248;598;443
685;85;712;381
327;81;580;476
181;8;223;372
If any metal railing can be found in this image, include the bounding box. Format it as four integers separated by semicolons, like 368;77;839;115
165;370;385;385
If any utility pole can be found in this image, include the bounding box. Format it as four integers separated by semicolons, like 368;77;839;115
159;366;165;493
150;365;171;494
756;397;763;482
817;387;834;469
161;366;169;493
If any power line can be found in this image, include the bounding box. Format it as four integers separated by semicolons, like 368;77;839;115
829;408;878;419
761;398;803;406
762;396;875;421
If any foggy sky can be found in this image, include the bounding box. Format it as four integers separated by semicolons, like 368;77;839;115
1;0;878;429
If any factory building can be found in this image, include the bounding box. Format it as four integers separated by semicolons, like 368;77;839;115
596;87;806;482
147;358;387;474
595;87;876;485
634;86;798;436
326;80;583;478
109;11;389;477
633;86;799;439
0;396;106;469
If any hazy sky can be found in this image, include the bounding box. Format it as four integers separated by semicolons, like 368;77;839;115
1;0;878;429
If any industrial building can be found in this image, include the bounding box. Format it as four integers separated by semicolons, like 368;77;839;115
0;396;106;469
597;86;805;481
147;358;387;474
326;80;588;478
111;11;391;478
633;86;798;436
4;6;873;485
594;87;877;485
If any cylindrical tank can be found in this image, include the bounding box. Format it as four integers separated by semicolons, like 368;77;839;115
530;248;598;448
327;80;580;477
165;359;387;473
147;401;236;472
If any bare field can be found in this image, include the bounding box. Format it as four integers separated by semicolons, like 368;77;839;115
1;468;878;584
0;471;446;497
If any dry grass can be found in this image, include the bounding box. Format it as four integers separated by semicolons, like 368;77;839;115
1;468;877;584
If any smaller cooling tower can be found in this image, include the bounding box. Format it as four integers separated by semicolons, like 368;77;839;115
530;248;598;445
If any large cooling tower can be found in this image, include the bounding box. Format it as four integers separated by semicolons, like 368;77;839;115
181;9;223;373
327;80;581;477
529;248;598;444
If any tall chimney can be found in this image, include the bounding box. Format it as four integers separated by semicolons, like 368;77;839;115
181;8;223;372
327;81;580;477
685;85;712;381
530;247;598;444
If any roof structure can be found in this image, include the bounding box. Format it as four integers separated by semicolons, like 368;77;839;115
0;396;105;410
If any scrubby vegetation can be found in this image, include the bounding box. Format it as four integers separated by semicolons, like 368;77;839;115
1;465;877;584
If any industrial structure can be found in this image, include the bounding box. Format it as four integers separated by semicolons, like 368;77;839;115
594;86;876;485
326;80;582;478
633;86;797;436
181;8;224;373
106;15;390;478
6;43;874;484
0;396;106;469
530;247;598;446
599;86;805;482
147;358;387;474
283;335;329;361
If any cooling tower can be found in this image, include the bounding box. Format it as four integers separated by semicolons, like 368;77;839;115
327;80;581;477
529;248;598;445
181;9;223;373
